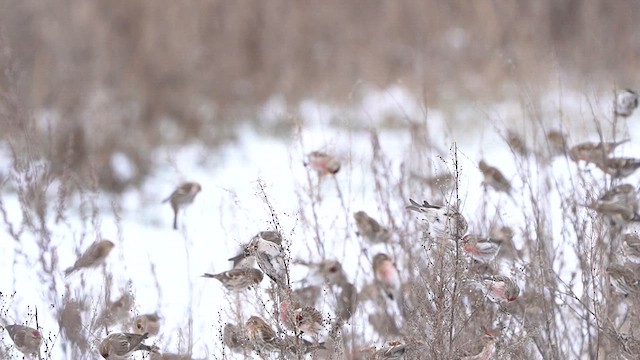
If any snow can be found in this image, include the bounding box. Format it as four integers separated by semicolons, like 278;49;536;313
1;86;639;359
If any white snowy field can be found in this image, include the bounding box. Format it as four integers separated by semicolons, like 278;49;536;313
1;86;639;359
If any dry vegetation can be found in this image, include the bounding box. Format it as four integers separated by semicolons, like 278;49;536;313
1;1;640;359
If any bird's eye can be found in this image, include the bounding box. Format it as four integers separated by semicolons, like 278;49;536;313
329;266;337;273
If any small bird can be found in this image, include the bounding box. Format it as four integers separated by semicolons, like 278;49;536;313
336;281;358;321
163;182;201;230
607;264;640;296
369;340;407;359
4;324;42;356
280;300;324;335
623;233;640;264
280;336;325;358
595;157;640;178
461;330;498;360
304;151;341;175
461;234;501;263
227;231;283;268
65;239;115;276
133;313;161;337
588;184;639;225
223;323;248;352
506;130;530;157
244;233;288;286
406;198;468;239
475;275;519;303
545;129;568;158
478;160;512;195
201;268;264;290
569;140;629;164
97;293;134;327
313;259;348;286
99;332;159;359
372;253;401;301
354;211;391;243
614;89;639;118
245;316;280;353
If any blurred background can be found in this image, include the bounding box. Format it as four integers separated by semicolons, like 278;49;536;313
1;0;639;192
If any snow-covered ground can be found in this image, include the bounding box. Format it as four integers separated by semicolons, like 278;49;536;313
1;86;639;359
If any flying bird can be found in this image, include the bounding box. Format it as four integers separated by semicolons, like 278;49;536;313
64;240;115;276
304;151;341;175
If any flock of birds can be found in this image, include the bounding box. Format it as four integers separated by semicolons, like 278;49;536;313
2;88;640;359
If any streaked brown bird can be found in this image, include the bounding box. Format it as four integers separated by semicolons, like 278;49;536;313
4;324;42;356
201;268;264;290
475;275;519;303
65;240;115;277
595;157;640;178
587;184;639;225
354;211;391;243
406;198;468;239
245;316;280;353
478;160;512;195
280;300;324;335
313;259;348;286
228;231;283;268
623;233;640;264
546;129;568;158
304;151;341;175
569;140;629;164
98;292;134;327
163;182;201;230
133;313;161;337
223;323;248;352
607;264;640;297
99;332;159;359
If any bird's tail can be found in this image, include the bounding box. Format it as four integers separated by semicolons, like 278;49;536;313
173;210;178;230
140;344;161;353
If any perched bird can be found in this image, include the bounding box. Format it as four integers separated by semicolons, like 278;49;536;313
354;211;391;243
336;282;358;321
569;140;629;164
304;151;341;175
313;259;348;286
623;233;640;264
227;231;283;269
372;253;401;301
201;268;264;290
506;130;530;157
64;240;115;276
280;300;324;335
478;160;512;195
587;184;639;225
461;331;497;360
3;324;42;356
243;233;288;286
461;234;501;263
295;285;322;307
614;89;639;118
595;157;640;178
245;316;280;353
99;332;158;359
223;323;248;352
475;275;519;303
280;336;325;358
369;341;407;359
163;182;201;230
97;293;134;327
607;264;640;296
133;313;161;337
406;198;468;239
545;129;568;158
